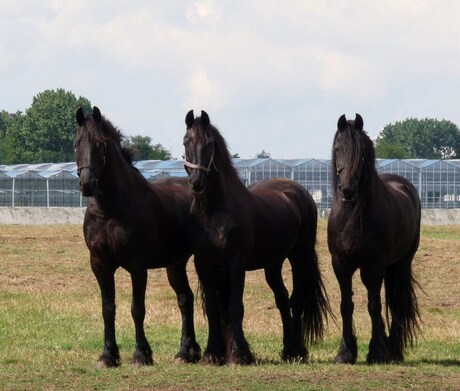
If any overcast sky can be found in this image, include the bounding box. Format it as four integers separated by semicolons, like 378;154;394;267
1;1;459;160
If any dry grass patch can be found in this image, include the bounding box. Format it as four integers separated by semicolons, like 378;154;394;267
0;222;459;390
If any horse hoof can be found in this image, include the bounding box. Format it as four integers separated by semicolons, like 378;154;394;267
366;352;392;365
201;351;226;365
132;358;154;367
228;350;256;365
96;355;121;368
281;346;309;363
334;353;356;364
174;346;202;364
132;350;154;367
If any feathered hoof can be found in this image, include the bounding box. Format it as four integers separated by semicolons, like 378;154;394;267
281;345;309;363
201;351;226;366
132;347;154;367
228;348;256;365
174;343;202;364
334;351;357;365
96;353;121;368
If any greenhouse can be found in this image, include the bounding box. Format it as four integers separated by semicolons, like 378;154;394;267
0;158;459;209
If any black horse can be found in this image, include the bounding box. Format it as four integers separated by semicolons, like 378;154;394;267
183;110;330;364
328;113;421;364
74;106;201;367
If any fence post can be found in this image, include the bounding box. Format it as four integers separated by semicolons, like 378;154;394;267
46;178;50;207
12;178;15;207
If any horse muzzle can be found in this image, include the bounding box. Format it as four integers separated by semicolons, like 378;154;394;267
189;176;207;196
78;168;98;197
340;185;358;203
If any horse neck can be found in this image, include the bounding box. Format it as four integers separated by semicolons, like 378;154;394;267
93;141;141;207
195;162;247;216
335;166;382;226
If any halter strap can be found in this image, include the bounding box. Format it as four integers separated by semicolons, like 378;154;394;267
183;145;217;174
77;143;107;178
184;159;211;173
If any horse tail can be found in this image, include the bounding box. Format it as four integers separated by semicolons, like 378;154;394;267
384;255;422;359
301;243;333;345
287;187;333;347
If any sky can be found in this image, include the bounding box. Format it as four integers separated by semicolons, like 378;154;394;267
1;0;460;160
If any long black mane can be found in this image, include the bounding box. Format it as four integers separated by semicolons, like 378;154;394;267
194;116;244;190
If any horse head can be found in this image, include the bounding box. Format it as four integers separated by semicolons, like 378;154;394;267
332;113;366;203
183;110;215;195
74;106;108;196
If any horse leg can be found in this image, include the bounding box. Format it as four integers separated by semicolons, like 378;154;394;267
194;258;226;365
360;264;392;364
166;262;201;363
91;257;120;368
130;268;153;366
332;260;357;364
264;263;292;360
285;257;309;362
228;258;255;365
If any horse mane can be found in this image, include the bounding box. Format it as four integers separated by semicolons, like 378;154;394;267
331;120;377;192
332;119;381;249
195;116;243;189
85;113;136;166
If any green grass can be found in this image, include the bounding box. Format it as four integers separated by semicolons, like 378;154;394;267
0;224;459;390
420;225;460;240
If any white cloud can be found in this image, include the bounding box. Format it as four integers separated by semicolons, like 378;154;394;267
1;0;460;159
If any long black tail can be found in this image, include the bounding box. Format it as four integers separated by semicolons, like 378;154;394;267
302;247;333;345
384;259;422;359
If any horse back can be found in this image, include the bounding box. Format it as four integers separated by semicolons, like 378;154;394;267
247;178;317;268
380;173;421;224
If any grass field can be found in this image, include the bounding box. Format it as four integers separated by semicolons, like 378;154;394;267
0;221;459;390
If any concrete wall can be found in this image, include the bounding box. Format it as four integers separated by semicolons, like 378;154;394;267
0;207;86;225
0;207;459;225
318;208;460;226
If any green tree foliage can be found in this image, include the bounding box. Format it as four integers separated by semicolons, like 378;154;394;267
256;149;271;158
124;135;173;160
1;89;91;164
375;118;460;159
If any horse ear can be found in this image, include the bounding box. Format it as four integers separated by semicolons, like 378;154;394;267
76;107;85;126
200;110;210;129
185;110;194;128
355;113;364;131
337;114;347;132
93;106;102;123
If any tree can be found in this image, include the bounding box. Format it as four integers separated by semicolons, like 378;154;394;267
124;135;173;160
3;89;91;164
375;118;460;159
0;111;14;162
256;149;271;158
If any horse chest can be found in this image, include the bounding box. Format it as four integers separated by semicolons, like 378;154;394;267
196;212;238;252
87;220;136;263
